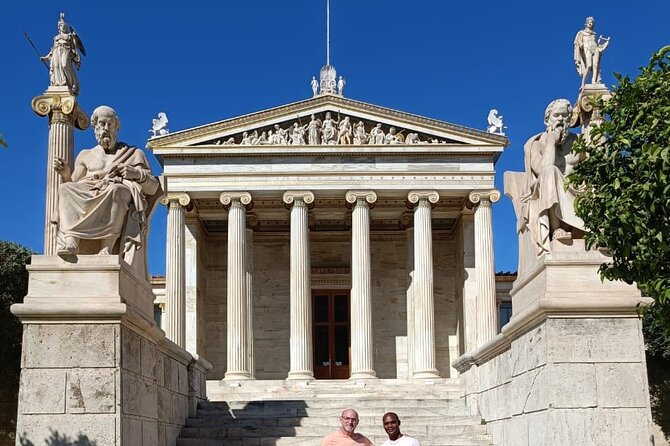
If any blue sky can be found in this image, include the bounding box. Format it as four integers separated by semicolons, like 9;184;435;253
1;1;668;275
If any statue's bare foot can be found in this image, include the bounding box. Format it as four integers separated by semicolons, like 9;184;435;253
553;228;572;240
56;236;79;256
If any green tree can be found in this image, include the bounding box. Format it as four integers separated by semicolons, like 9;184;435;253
0;133;7;148
569;46;670;314
0;241;32;444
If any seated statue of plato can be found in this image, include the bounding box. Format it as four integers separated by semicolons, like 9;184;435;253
53;105;161;277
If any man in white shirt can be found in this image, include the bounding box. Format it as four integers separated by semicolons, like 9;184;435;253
381;412;421;446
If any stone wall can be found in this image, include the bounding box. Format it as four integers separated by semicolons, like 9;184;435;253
454;250;654;445
203;233;460;380
12;255;211;446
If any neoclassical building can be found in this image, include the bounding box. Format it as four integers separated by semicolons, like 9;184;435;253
147;85;508;382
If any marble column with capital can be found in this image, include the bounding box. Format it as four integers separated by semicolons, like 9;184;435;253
283;191;315;380
346;191;377;379
469;190;501;346
161;193;191;348
220;192;253;380
407;190;441;379
31;93;88;255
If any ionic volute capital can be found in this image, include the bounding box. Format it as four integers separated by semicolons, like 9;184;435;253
468;190;501;206
407;190;440;207
31;93;89;130
220;192;253;210
345;190;377;207
160;192;192;208
283;191;315;207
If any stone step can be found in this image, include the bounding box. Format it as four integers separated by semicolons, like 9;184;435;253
185;415;482;428
199;398;467;410
176;435;494;446
179;424;488;438
192;405;472;418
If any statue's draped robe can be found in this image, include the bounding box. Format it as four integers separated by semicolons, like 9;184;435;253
49;34;79;93
520;132;584;254
55;144;160;259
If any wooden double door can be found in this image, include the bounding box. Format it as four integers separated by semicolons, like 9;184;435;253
312;290;350;379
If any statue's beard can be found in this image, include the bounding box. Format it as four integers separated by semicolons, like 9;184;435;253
550;123;568;144
96;131;117;151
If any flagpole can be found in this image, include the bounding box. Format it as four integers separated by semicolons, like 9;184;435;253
326;0;330;66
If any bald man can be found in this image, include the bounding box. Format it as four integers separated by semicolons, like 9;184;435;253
320;408;373;446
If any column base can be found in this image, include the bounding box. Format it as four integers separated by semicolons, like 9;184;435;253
286;371;314;380
224;371;252;380
349;370;378;380
412;370;440;379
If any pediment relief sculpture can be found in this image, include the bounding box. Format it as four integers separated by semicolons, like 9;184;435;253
199;111;454;147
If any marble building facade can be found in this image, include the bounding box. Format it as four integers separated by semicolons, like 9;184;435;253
147;93;508;383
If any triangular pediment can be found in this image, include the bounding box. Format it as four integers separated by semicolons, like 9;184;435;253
147;94;507;153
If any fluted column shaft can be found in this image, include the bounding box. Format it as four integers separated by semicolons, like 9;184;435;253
405;225;415;378
284;191;315;380
221;192;252;380
164;193;190;348
32;94;88;255
45;119;74;255
470;190;500;346
347;191;377;379
408;191;440;379
245;226;255;378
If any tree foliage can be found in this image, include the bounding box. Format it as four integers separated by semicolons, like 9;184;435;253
569;46;670;314
0;133;7;148
0;241;32;393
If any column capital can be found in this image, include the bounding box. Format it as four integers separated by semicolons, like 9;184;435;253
468;190;501;206
345;190;377;205
283;191;314;206
220;192;252;208
408;190;440;205
160;192;191;207
31;92;89;130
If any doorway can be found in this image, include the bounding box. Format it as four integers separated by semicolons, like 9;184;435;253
312;291;350;379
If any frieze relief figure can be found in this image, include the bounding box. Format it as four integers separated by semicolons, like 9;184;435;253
53;106;161;276
206;114;444;147
574;16;610;87
41;13;86;95
519;99;586;256
321;112;338;144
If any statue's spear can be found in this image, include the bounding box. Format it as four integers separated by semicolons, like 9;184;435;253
24;31;49;70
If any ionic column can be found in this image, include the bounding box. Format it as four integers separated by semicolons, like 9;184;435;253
283;191;315;380
346;191;377;379
220;192;253;380
246;214;259;378
161;193;191;348
31;93;88;255
408;190;440;379
400;213;415;379
469;190;501;346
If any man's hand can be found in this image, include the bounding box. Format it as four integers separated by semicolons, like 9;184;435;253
54;157;72;182
118;165;141;181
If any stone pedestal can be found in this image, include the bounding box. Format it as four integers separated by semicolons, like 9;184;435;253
11;255;211;446
453;244;654;446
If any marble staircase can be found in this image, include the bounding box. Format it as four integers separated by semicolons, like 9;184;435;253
176;379;493;446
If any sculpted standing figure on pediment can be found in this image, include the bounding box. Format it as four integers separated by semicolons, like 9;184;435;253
353;121;368;145
321;112;338;144
574;16;610;87
519;99;586;255
308;114;321;145
53;105;160;276
290;123;307;145
370;123;385;145
338;117;352;144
